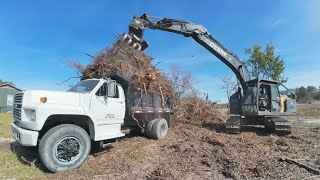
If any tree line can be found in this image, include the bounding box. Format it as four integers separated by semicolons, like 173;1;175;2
294;86;320;103
221;43;320;104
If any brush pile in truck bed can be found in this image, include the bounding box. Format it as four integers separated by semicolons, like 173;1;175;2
71;40;174;101
71;39;224;122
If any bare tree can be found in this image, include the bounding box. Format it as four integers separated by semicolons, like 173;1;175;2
220;75;237;104
167;65;197;99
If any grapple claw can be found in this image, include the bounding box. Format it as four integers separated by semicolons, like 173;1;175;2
132;43;141;51
121;33;132;44
120;33;149;51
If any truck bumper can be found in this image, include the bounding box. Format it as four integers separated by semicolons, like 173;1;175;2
11;123;38;146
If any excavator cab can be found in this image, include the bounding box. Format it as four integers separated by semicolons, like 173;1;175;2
232;79;296;116
228;79;296;134
258;80;296;115
257;82;296;113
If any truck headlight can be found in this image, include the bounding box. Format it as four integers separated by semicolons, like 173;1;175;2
31;110;36;121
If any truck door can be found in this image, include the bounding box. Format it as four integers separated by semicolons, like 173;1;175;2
90;83;125;125
90;83;110;124
106;84;125;124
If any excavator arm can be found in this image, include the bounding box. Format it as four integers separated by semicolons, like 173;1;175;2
122;13;295;135
122;13;251;89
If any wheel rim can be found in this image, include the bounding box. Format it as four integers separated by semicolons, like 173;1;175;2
160;123;166;136
55;137;81;163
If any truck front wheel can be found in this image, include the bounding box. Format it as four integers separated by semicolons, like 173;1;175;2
39;124;91;172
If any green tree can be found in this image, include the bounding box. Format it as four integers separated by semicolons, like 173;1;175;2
307;86;317;92
244;43;287;82
296;86;309;103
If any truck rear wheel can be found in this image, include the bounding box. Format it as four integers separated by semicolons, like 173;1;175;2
146;118;168;140
39;124;91;172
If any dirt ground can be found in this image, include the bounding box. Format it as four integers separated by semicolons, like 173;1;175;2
1;117;318;180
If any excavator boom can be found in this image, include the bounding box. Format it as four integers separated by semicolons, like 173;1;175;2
123;13;250;89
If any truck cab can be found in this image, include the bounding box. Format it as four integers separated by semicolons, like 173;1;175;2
12;78;126;146
11;73;172;172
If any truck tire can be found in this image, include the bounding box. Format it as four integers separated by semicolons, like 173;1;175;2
145;119;158;139
149;118;168;140
39;124;91;172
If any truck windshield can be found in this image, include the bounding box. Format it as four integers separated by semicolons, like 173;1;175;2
67;80;100;93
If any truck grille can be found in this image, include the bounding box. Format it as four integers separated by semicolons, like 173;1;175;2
13;93;23;121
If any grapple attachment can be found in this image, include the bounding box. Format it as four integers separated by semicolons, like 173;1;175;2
129;17;145;38
120;33;149;51
120;16;149;51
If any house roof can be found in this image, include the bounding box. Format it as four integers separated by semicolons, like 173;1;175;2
0;83;22;91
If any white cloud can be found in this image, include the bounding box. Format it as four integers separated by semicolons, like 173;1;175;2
270;18;283;29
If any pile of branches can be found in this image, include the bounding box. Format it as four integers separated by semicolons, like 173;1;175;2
174;97;225;126
71;40;175;100
71;39;224;123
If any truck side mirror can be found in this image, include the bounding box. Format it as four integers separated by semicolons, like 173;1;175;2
107;81;116;97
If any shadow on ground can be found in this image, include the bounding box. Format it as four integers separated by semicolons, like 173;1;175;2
7;128;147;173
10;142;49;172
201;122;270;136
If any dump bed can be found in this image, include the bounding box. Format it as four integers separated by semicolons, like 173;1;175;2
127;89;172;112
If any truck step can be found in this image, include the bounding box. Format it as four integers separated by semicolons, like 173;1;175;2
99;139;119;149
121;128;131;135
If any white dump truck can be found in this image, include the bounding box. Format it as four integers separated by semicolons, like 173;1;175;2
11;71;172;172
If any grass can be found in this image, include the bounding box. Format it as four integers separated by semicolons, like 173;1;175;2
0;150;43;179
297;106;320;119
0;113;13;138
0;113;44;179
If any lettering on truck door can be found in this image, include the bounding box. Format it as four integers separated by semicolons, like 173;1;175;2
107;84;125;124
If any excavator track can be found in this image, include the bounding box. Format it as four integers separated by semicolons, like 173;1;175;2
225;115;241;134
264;117;291;135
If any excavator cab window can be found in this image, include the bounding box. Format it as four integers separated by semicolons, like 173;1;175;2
258;84;270;111
270;85;281;112
258;83;282;112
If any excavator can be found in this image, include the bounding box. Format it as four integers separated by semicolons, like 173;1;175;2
120;13;296;135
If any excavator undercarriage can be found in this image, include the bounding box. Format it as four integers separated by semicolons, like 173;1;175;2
226;116;292;135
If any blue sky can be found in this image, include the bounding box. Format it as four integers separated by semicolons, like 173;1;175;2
0;1;319;102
